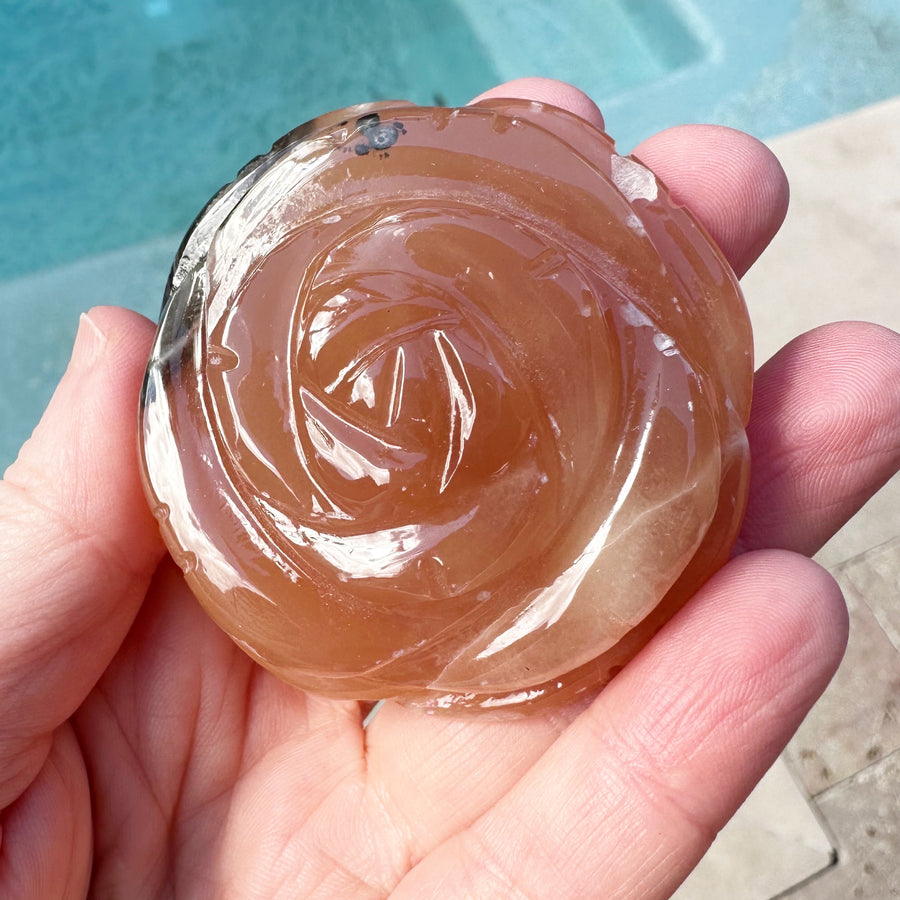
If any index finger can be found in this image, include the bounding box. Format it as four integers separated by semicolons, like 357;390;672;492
473;77;789;277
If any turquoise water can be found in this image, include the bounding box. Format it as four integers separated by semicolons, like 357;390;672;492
1;0;499;281
2;0;900;467
0;0;708;282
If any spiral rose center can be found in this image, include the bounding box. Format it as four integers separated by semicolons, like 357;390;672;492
203;204;616;599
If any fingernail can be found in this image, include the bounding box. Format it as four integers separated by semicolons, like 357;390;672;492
70;312;107;372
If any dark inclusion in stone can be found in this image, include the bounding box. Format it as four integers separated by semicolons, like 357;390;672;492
353;113;408;156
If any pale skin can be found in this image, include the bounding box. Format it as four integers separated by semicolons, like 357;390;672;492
2;78;899;899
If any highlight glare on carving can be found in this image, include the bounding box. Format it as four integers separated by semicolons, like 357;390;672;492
139;100;753;712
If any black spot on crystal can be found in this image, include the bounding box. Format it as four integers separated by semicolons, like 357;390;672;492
368;124;399;150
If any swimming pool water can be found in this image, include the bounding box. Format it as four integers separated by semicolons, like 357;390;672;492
0;0;710;283
2;0;900;467
1;0;502;281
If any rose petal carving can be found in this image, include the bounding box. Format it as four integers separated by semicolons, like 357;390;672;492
140;100;752;712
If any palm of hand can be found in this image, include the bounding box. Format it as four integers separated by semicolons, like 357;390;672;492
75;562;584;897
79;566;395;897
3;79;900;900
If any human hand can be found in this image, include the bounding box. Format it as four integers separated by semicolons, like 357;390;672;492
2;78;899;899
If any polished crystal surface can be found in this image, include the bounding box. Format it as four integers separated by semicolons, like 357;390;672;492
139;99;753;712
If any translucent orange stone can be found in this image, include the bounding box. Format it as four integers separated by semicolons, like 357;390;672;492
139;100;753;712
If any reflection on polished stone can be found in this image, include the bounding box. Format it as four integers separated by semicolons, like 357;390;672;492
139;100;752;711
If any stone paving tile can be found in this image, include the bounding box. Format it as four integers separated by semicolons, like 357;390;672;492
781;750;900;898
816;474;900;575
841;538;900;656
741;96;900;367
673;758;834;900
784;553;900;796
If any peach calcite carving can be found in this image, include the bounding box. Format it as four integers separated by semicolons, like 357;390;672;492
139;100;753;712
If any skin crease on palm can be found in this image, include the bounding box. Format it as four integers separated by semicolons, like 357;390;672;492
1;78;899;900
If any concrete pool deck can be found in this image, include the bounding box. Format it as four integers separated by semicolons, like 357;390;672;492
676;94;900;899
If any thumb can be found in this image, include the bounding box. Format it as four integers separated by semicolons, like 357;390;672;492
0;306;165;807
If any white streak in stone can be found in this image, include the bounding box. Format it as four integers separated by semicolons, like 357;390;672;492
434;330;476;493
476;376;661;660
611;155;659;203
